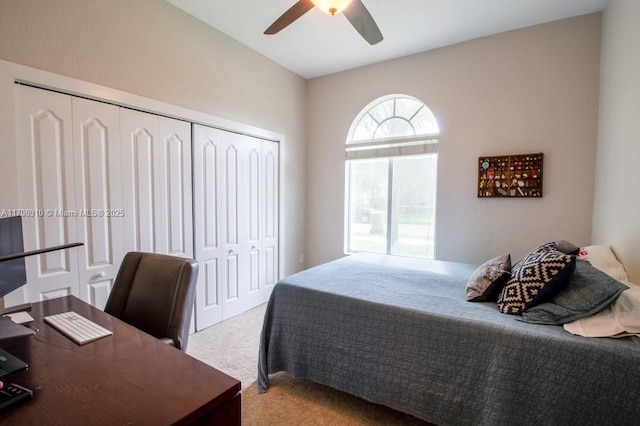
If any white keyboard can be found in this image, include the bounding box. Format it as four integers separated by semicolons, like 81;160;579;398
44;311;113;345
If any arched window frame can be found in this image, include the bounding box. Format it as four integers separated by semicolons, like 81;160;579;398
344;94;440;258
346;95;440;160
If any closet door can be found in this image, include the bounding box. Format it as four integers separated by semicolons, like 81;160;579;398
72;98;124;309
120;110;192;257
244;138;279;308
11;85;80;304
158;117;193;258
261;140;280;298
121;109;159;254
193;126;280;326
220;131;247;320
243;136;264;309
193;124;224;329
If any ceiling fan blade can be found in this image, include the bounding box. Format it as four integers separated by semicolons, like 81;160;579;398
264;0;315;35
343;0;383;45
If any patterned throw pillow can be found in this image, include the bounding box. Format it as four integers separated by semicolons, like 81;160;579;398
465;254;511;302
498;245;576;315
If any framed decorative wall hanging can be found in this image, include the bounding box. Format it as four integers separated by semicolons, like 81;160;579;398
478;153;543;198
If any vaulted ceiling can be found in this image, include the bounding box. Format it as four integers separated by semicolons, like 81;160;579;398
166;0;607;79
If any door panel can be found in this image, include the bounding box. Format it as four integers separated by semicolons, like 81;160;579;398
10;85;80;305
158;117;192;258
72;97;123;307
87;279;112;310
262;141;280;294
244;136;264;308
193;124;224;329
121;109;158;254
224;144;239;247
121;111;192;257
249;249;260;292
221;132;246;320
192;128;280;323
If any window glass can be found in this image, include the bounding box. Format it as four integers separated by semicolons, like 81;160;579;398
352;114;378;142
347;159;388;254
395;98;422;120
390;154;437;258
411;107;439;135
374;118;414;139
368;99;394;123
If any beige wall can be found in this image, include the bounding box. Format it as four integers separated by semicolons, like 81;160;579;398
0;0;307;276
306;14;601;267
592;0;640;282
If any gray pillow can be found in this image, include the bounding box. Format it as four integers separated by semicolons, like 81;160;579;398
465;254;511;302
521;260;629;325
554;240;580;256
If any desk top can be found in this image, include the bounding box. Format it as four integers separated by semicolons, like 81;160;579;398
0;296;240;425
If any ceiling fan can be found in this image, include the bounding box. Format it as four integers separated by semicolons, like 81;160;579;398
264;0;383;45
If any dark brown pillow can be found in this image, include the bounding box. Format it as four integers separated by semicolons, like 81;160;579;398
466;254;511;302
554;240;580;256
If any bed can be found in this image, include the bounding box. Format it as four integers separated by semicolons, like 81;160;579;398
257;253;640;425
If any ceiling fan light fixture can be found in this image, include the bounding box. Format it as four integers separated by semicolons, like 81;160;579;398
311;0;354;15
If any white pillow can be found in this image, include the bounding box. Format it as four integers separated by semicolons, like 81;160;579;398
563;286;640;338
578;245;630;282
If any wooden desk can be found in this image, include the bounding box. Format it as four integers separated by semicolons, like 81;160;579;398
0;296;240;425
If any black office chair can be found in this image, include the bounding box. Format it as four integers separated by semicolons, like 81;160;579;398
104;252;198;352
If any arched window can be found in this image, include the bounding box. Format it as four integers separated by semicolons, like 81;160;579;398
345;95;439;258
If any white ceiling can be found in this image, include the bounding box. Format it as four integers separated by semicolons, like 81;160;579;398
166;0;607;79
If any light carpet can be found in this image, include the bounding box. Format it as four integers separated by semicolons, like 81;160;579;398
187;303;268;389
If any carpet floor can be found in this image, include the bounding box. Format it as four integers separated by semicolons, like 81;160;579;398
242;372;431;425
187;303;268;389
187;304;432;425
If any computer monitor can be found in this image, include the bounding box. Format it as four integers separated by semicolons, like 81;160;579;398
0;216;31;377
0;216;28;299
0;216;82;376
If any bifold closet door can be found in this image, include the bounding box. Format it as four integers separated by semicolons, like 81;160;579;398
261;140;279;302
222;136;280;317
193;124;280;329
12;85;80;304
120;110;193;258
192;125;249;325
193;124;225;329
72;98;124;309
219;131;250;320
244;137;280;309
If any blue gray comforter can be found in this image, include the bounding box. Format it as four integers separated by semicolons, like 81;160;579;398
257;254;640;425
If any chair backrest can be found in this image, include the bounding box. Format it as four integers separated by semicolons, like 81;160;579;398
104;252;198;351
